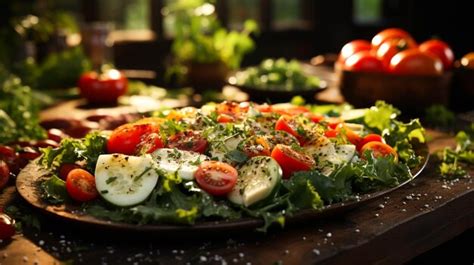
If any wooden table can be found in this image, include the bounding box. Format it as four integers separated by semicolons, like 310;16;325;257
1;129;472;265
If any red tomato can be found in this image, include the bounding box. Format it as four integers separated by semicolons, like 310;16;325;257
338;125;362;145
272;105;310;116
0;212;15;240
18;147;41;161
275;115;306;145
240;136;271;157
360;142;398;160
0;160;10;191
216;101;244;115
59;163;81;180
65;169;99;202
304;113;324;123
217;113;235;123
324;117;342;129
167;130;208;153
194;161;238;196
255;103;272;113
324;129;338;138
419;39;454;70
136;133;164;155
390;49;443;75
271;144;315;178
107;123;161;155
338;40;372;64
372;28;416;49
47;128;66;143
78;69;128;104
357;134;384;151
376;38;417;68
344;51;384;72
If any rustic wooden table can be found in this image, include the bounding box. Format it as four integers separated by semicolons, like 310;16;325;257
0;129;472;265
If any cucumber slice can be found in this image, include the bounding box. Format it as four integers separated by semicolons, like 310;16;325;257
340;108;367;123
228;156;282;207
151;148;209;180
95;154;159;207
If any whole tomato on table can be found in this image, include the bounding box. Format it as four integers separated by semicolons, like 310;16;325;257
389;49;443;75
78;69;128;104
371;28;417;49
419;39;455;70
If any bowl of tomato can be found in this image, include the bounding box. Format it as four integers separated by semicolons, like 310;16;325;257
336;28;454;112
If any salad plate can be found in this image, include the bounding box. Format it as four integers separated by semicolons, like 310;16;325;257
16;101;429;236
16;143;428;235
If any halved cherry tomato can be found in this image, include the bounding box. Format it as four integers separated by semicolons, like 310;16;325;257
216;101;244;115
107;123;161;155
271;144;315;178
167;130;208;153
324;129;339;138
344;51;385;72
360;141;398;161
272;105;310;116
275;115;306;145
376;38;417;68
324;117;342;129
266;131;299;149
240;136;271;157
136;133;164;155
255;103;272;113
338;40;372;64
0;212;15;240
372;28;416;49
390;49;443;75
419;39;454;70
357;134;384;151
65;169;99;202
18;147;41;161
194;161;238;196
59;163;81;180
217;113;235;123
338;125;362;145
304;113;324;123
47;128;66;143
0;160;10;191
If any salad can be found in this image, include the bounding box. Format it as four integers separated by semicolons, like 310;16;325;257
37;101;425;231
232;58;321;91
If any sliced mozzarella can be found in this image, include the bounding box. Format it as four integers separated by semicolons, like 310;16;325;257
228;156;282;207
303;136;351;176
151;148;209;180
95;154;159;207
335;144;356;163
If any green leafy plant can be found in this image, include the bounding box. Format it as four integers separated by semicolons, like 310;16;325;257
166;0;258;70
437;124;474;179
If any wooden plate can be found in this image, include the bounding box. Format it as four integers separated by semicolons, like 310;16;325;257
16;142;429;237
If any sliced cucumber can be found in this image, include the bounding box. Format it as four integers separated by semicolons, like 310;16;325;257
95;154;159;207
340;108;367;123
151;148;209;180
208;134;244;163
228;156;282;207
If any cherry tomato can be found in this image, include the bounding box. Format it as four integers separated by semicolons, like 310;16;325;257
194;161;238;196
0;160;10;191
78;69;128;104
59;163;81;180
324;129;339;138
265;131;299;149
135;133;164;155
107;123;161;155
271;144;315;178
18;147;41;161
419;39;454;70
390;49;443;75
338;125;362;145
34;139;60;148
65;169;99;202
357;134;384;151
376;38;417;68
217;113;235;123
216;101;245;115
47;128;66;143
275;115;306;145
240;136;271;157
338;40;372;64
167;130;208;153
360;141;398;161
460;52;474;69
344;51;384;72
304;113;324;123
372;28;416;49
272;105;310;116
255;103;272;113
324;117;342;129
0;212;16;240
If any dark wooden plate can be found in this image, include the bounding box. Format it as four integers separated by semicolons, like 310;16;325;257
228;63;328;103
16;142;429;236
